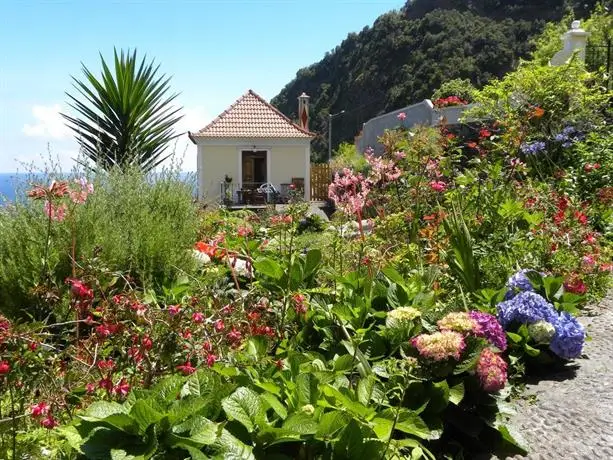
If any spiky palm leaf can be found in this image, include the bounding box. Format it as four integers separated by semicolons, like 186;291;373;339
62;49;183;172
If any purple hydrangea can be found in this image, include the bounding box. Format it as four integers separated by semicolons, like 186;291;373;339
469;311;508;351
505;269;536;299
549;312;585;360
497;291;559;329
520;141;546;156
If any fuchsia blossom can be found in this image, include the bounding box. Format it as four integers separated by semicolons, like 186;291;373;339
168;305;181;316
214;319;225;332
31;402;50;417
40;414;58;429
113;378;130;397
397;112;407;121
429;181;447;192
475;348;508;392
192;312;205;323
206;354;217;367
177;362;196;375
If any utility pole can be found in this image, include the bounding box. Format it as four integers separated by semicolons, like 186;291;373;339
328;110;345;163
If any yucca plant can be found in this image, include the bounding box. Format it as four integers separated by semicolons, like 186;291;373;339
443;202;481;293
62;48;183;172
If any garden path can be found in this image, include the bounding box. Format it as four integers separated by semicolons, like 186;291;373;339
507;290;613;459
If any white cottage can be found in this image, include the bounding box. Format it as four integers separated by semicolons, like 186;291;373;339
189;90;315;205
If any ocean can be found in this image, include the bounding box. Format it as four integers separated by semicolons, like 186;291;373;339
0;173;28;202
0;172;198;204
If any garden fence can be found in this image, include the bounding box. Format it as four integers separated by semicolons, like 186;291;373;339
586;39;612;89
310;163;331;201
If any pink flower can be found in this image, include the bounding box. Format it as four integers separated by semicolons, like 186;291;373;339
397;112;407;121
67;278;94;300
206;354;217;367
177;362;196;375
192;312;205;323
113;378;130;397
411;331;465;361
86;383;96;394
227;328;242;344
95;324;111;338
44;201;67;222
40;414;58;429
168;305;181;316
293;293;307;316
98;377;113;392
582;255;596;266
0;360;10;375
475;348;508;392
214;319;225;332
96;359;114;371
394;151;407;160
237;226;253;237
31;402;50;417
203;341;213;352
429;181;447;193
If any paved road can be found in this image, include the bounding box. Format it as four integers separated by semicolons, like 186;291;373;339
506;292;613;459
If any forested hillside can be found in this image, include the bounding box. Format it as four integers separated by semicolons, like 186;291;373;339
271;0;599;159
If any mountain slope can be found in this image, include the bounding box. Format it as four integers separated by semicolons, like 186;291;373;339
271;0;597;159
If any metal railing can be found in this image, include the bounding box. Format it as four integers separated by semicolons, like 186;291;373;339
586;39;612;89
220;182;285;205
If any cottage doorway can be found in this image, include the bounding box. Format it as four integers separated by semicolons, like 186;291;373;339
241;150;267;190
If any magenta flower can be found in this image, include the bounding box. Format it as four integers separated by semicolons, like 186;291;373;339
429;181;447;193
397;112;407;121
475;348;508;392
44;201;67;221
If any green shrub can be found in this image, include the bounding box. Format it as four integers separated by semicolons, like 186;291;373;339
431;78;478;103
0;167;199;319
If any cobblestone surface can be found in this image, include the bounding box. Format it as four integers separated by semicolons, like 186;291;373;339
505;292;613;459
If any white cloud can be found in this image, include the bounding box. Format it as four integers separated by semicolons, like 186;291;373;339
22;104;71;139
165;105;211;172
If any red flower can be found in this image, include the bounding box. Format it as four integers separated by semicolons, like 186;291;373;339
177;362;196;375
96;359;114;371
113;378;130;397
98;377;113;392
181;328;192;340
192;312;205;324
142;335;153;350
203;341;213;352
206;354;217;367
574;211;588;225
214;319;225;332
429;181;447;193
275;359;284;370
466;141;478;149
0;360;11;375
86;383;96;394
564;277;587;295
168;305;181;316
40;414;58;429
479;128;491;139
95;324;111;338
227;328;242;344
31;402;50;417
293;293;307;315
553;210;565;225
66;278;94;300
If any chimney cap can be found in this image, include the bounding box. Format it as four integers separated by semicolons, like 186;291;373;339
298;92;310;99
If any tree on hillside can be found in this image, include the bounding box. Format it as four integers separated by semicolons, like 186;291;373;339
62;49;183;172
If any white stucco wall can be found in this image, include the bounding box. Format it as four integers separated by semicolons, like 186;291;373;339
195;138;312;202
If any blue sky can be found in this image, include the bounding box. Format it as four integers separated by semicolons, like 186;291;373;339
0;0;403;172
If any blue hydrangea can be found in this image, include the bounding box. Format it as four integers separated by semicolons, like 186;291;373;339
520;141;547;156
505;269;535;299
549;312;585;360
497;291;559;329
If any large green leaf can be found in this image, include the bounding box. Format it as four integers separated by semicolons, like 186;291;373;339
212;429;255;460
282;412;318;435
221;387;265;433
304;249;322;277
261;393;288;420
253;257;284;280
129;400;164;433
315;410;351;439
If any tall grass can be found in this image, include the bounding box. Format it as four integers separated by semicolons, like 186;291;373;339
0;165;200;319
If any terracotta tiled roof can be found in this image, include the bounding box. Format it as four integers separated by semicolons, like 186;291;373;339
189;90;315;141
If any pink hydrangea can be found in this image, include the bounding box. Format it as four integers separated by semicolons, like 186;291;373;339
437;312;477;334
475;348;508;392
411;331;465;361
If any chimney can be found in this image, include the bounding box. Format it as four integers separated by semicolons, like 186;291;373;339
298;92;310;130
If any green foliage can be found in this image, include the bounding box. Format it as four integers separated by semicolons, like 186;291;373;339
330;142;368;173
62;48;183;172
431;78;477;103
272;0;597;155
0;166;198;318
